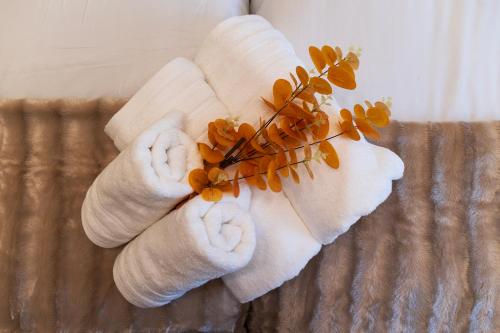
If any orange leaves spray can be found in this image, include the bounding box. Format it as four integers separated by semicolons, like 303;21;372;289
187;44;392;201
339;100;391;141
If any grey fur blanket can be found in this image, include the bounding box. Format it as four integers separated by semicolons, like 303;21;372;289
0;99;498;332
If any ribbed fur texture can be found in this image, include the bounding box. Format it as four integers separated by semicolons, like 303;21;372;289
0;99;498;332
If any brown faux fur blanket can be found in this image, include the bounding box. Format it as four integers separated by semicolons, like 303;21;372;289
0;99;498;333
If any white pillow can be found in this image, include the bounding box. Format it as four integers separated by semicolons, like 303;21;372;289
0;0;248;98
252;0;500;121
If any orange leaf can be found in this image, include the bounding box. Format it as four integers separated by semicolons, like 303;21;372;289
276;148;289;177
201;187;223;202
261;127;273;150
355;118;380;140
280;117;304;141
237;123;255;139
198;143;224;164
290;72;298;87
296;66;309;86
261;97;277;112
287;102;315;121
321;45;337;66
304;162;314;179
240;162;257;186
304;140;312;160
312;111;330;140
267;160;282;192
188;169;209;193
238;123;267;154
345;51;360;70
258;155;272;173
268;123;287;148
353;104;365;119
283;134;301;147
214;119;236;140
288;148;298;165
254;167;267;190
207;167;228;185
296;86;318;105
375;101;391;117
302;101;311;113
328;63;356;90
309;46;326;72
340;120;361;141
207;122;217;147
335;46;343;60
319;141;339;169
273;79;293;109
232;169;240;198
366;106;389;127
310;77;332;95
216;181;232;192
340;109;353;122
290;166;300;184
212;130;234;147
239;161;254;176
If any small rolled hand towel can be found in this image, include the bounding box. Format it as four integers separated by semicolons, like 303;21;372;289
105;57;230;150
82;112;202;248
222;190;321;303
113;186;256;308
196;15;404;244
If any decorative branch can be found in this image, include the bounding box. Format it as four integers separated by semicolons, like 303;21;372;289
188;44;392;201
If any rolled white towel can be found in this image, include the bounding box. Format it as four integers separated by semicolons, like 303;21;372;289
82;112;202;248
105;57;230;150
113;186;256;308
223;190;321;303
196;15;404;244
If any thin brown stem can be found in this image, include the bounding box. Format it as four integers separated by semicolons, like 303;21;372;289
227;159;308;182
233;131;345;164
229;68;329;162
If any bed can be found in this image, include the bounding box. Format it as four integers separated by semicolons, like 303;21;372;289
0;1;499;332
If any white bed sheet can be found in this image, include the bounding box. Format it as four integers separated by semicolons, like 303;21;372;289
0;0;248;99
252;0;500;122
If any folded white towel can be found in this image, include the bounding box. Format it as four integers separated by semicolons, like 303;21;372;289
196;15;404;244
222;190;321;303
82;113;202;248
282;111;404;244
113;186;256;308
105;57;229;150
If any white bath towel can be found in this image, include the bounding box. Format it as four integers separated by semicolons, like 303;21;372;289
82;112;202;248
113;186;256;308
195;15;341;124
105;57;230;150
195;15;404;244
222;190;321;303
281;111;404;244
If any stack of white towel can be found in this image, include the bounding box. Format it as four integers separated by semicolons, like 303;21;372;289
81;15;404;307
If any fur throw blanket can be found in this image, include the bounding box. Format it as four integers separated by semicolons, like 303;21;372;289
0;99;498;332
